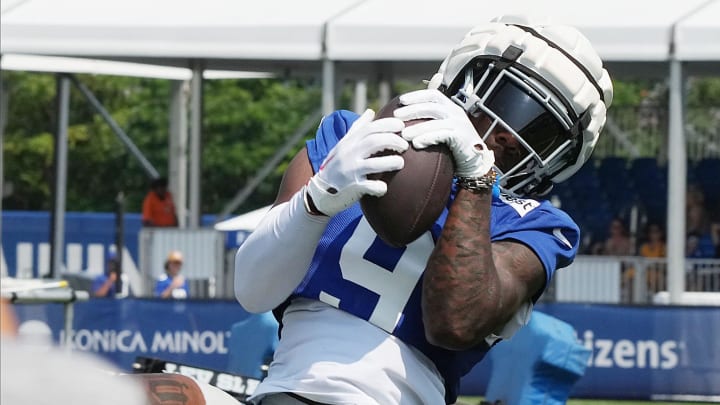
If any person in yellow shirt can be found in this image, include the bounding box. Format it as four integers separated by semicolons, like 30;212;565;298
142;177;178;227
639;223;666;258
639;223;667;292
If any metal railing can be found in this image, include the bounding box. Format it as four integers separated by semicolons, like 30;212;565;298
138;228;224;298
547;255;720;305
595;105;720;161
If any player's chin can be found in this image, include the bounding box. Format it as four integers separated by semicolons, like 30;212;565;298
490;151;524;175
488;153;511;174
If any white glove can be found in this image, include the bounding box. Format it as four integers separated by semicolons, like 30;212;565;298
394;89;495;178
307;109;409;216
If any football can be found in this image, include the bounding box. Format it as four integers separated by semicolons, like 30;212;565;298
360;96;455;247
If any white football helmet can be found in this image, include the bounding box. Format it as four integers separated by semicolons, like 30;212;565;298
428;15;613;196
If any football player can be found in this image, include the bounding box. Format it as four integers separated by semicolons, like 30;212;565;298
234;15;612;405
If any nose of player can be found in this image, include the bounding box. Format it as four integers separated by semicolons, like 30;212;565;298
486;128;525;172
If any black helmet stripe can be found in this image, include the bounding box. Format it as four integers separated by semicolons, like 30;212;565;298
510;24;605;102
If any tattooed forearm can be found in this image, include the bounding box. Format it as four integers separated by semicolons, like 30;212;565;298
422;187;546;350
422;188;500;349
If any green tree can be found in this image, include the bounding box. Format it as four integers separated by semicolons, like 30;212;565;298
3;72;170;212
202;78;320;214
3;73;717;215
2;72;321;215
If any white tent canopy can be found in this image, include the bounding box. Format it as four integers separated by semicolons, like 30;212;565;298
214;205;272;232
675;0;720;61
325;0;714;62
1;0;359;61
3;0;719;64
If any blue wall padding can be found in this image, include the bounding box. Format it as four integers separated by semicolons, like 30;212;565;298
484;311;590;405
226;312;279;379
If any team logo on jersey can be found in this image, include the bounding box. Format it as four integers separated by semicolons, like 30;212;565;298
499;193;540;217
553;228;573;249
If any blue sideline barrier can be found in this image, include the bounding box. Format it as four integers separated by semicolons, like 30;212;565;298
10;299;720;400
484;312;590;405
226;312;279;379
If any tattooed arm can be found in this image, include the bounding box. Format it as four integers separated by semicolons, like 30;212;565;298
422;188;546;350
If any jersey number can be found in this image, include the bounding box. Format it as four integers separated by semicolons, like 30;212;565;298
320;218;433;333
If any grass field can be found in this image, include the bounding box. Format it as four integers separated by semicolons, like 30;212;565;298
557;401;696;405
457;398;702;405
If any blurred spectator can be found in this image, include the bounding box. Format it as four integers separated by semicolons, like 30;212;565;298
1;299;18;337
638;222;667;292
639;223;666;258
91;251;121;298
592;217;634;256
686;185;709;234
712;223;720;258
686;186;715;258
154;250;189;299
142;177;178;227
686;231;715;258
686;184;703;203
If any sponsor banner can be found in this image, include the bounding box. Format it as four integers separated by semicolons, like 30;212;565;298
1;211;217;278
1;211;143;278
539;303;720;399
11;299;720;399
12;299;251;372
460;303;720;399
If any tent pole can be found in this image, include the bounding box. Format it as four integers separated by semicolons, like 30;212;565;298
667;57;687;304
69;75;159;179
378;62;392;107
49;74;70;279
353;79;368;113
169;80;189;229
322;58;335;116
188;61;204;228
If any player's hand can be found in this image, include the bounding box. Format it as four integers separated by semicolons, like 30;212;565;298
306;109;408;216
395;89;495;178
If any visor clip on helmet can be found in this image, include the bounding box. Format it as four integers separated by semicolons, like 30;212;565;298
496;45;524;71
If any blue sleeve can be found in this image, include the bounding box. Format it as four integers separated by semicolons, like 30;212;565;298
490;197;580;300
306;110;360;173
154;279;168;297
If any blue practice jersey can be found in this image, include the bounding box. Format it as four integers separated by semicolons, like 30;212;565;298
91;274;117;298
291;110;580;403
154;275;189;299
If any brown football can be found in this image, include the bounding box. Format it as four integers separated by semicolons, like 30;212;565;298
360;96;455;247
